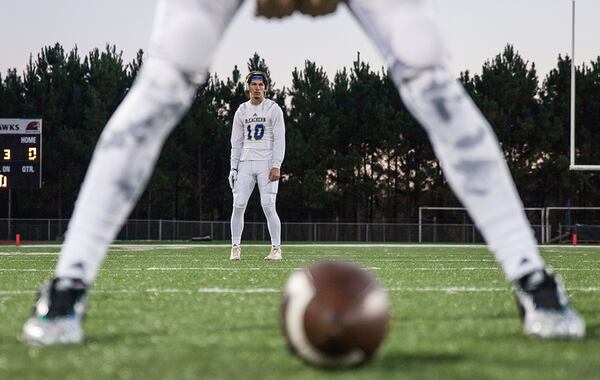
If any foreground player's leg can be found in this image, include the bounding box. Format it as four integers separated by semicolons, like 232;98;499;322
257;161;282;260
348;0;584;338
23;0;242;346
56;58;198;283
23;57;198;346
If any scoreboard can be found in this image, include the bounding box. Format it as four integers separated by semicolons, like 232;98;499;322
0;118;42;189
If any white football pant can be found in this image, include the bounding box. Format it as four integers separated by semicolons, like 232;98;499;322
231;160;281;247
56;0;542;284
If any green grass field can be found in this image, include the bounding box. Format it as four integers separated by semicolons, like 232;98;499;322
1;244;599;380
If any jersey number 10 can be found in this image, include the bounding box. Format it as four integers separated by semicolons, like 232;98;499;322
247;124;265;140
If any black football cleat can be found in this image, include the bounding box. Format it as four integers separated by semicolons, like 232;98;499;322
513;270;585;339
22;278;88;346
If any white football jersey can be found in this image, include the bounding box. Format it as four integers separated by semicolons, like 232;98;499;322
230;98;286;169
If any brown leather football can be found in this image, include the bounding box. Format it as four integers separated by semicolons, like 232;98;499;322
281;261;390;367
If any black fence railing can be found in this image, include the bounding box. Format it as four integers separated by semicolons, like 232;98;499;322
0;218;550;244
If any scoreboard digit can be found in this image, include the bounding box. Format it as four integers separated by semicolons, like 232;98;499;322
0;118;42;189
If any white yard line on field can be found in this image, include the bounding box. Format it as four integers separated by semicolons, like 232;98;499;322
0;252;58;256
2;286;600;296
0;269;52;272
1;266;597;273
197;288;280;293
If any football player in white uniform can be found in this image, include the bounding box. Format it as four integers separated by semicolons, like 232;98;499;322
229;71;285;260
23;0;584;346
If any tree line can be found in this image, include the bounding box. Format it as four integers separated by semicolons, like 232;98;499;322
1;43;599;223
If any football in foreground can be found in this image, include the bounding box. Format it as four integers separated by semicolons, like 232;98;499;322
281;261;390;368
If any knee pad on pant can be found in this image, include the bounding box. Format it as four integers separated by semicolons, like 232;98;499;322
260;194;276;209
232;205;246;216
389;13;446;79
148;0;240;83
351;0;447;82
233;194;249;209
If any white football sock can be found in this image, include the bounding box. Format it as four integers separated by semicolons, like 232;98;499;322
262;205;281;247
230;206;246;246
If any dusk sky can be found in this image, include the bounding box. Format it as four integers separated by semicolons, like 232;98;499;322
1;0;599;88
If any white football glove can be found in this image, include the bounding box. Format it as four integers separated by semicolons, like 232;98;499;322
228;169;238;190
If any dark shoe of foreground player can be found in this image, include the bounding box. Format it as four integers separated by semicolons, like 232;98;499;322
22;278;88;346
514;270;585;339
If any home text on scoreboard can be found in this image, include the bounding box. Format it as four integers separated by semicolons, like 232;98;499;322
0;118;42;189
